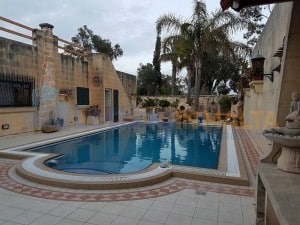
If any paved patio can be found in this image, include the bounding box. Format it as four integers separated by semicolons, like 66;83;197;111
0;124;258;225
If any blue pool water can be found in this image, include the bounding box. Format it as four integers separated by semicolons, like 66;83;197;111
31;123;222;174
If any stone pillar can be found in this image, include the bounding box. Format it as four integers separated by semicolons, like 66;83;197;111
33;23;58;129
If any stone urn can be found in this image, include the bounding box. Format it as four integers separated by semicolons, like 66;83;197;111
263;111;300;173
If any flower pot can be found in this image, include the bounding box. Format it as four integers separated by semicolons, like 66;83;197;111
87;116;99;125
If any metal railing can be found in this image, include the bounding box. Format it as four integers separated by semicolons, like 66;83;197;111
0;16;85;57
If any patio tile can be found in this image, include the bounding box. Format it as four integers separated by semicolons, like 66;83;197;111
219;194;241;205
30;202;59;213
176;196;198;207
179;188;200;198
199;192;220;202
165;213;193;225
196;199;219;211
155;193;178;203
218;222;243;225
0;207;25;220
47;205;78;218
241;196;256;206
29;214;63;225
150;200;174;212
66;208;96;222
0;194;14;206
60;201;85;208
142;208;169;224
191;217;218;225
56;219;85;225
100;203;126;215
193;207;218;221
137;220;163;225
129;199;154;209
80;202;108;211
8;198;42;210
219;202;243;214
242;205;256;225
218;211;243;225
171;204;195;216
120;206;147;220
110;216;139;225
87;212;117;225
1;222;24;225
9;211;43;224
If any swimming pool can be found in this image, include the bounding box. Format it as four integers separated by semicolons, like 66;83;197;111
31;123;222;175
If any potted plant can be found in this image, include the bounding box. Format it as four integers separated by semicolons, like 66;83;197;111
42;111;60;133
84;105;101;125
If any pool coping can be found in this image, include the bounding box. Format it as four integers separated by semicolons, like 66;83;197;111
0;122;249;189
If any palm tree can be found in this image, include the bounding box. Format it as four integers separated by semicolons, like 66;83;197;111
160;36;181;96
156;0;248;110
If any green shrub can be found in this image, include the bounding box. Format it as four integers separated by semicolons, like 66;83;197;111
218;96;232;113
141;98;156;107
170;99;179;108
159;99;170;108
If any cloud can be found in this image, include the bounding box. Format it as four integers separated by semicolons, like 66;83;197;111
0;0;221;76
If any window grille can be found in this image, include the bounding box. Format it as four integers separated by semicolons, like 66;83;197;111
0;73;35;107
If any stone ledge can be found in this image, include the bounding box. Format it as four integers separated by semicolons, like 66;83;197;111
258;163;300;225
0;107;36;113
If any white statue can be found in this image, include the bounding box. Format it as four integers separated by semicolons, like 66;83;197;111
264;91;300;136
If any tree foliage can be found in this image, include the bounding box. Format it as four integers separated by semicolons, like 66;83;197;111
218;95;232;113
239;6;267;48
156;0;249;110
137;63;183;96
71;25;123;60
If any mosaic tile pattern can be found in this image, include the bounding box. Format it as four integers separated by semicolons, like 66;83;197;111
233;127;260;175
0;159;254;202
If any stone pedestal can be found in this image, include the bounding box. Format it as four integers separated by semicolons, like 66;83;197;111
277;146;300;173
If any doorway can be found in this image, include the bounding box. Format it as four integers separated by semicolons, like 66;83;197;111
105;89;119;122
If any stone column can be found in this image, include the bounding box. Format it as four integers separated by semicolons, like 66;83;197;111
33;23;58;129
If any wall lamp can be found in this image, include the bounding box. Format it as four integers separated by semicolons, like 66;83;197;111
251;53;274;82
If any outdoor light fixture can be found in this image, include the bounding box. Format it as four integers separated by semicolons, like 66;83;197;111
251;53;274;82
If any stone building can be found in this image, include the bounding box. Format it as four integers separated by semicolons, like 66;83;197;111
222;1;300;225
0;22;133;136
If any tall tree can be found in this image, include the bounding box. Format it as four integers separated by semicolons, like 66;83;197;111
137;63;159;96
239;6;266;48
71;25;94;51
71;25;123;61
137;63;183;96
152;35;162;88
157;0;248;110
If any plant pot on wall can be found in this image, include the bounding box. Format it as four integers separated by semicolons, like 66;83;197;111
84;105;101;125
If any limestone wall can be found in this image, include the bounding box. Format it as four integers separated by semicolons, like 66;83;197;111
0;24;132;136
116;71;136;99
243;2;299;154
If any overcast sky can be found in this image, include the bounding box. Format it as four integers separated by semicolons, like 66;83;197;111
1;0;224;76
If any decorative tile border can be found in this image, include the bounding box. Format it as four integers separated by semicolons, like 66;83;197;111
233;127;260;175
0;159;254;202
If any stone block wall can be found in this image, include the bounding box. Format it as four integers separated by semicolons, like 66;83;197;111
116;70;136;99
243;2;300;154
0;23;132;136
